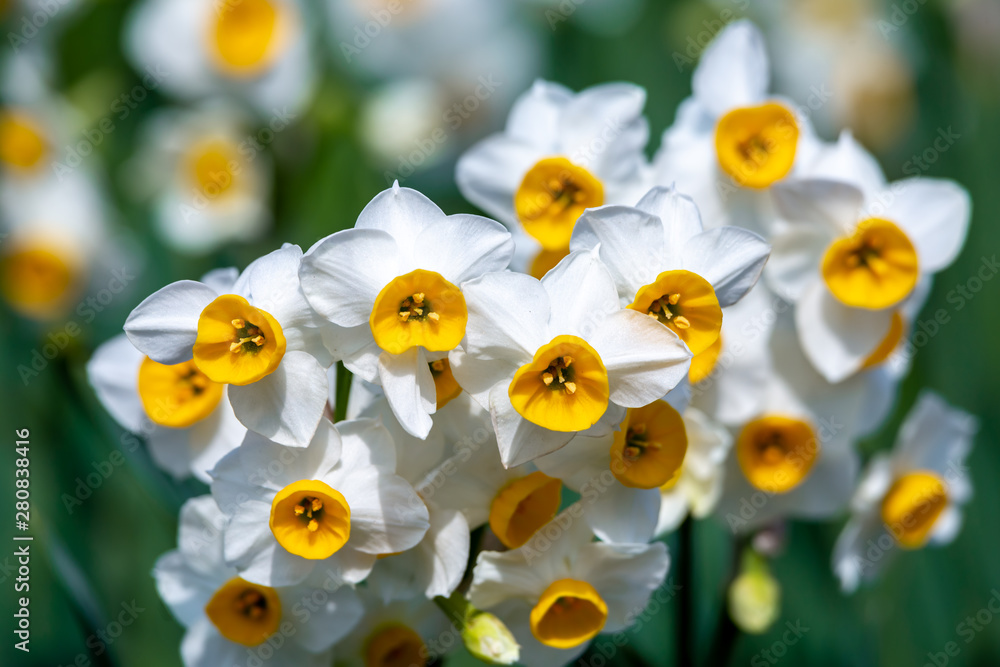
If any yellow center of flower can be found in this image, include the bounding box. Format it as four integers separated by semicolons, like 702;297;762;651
0;242;81;319
0;110;48;171
689;332;723;384
269;479;351;559
862;311;905;370
488;471;562;549
428;358;462;409
530;579;608;649
514;157;604;251
210;0;288;77
880;471;948;549
821;218;919;310
137;357;224;428
528;247;570;280
188;140;240;200
610;401;688;489
365;624;427;667
370;269;467;355
192;295;287;385
509;335;610;432
737;415;819;493
629;270;722;356
204;577;282;647
715;102;799;189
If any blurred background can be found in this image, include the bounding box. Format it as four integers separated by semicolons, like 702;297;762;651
1;0;999;664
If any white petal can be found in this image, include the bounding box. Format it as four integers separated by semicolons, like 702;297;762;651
879;178;971;273
577;541;670;632
335;417;397;474
832;513;894;593
533;434;611;490
682;226;770;307
655;491;690;536
153;551;218;627
355;184;447;248
299;228;401;327
928;506;963;545
692;20;769;116
506;79;573;147
335;468;430;555
238;419;343;488
412;214;514;285
636;186;705;257
588;309;692;407
772;178;863;235
489;382;574;468
420;505;471;598
570;204;664;298
378;347;436;439
542;249;621;334
227;351;328;447
199;267;239;294
455;135;541;224
765;226;829;302
323;322;380;383
236;245;322;345
803;130;886;199
87;334;144;433
894;391;977;476
281;585;363;652
461;271;550;360
469;551;548;610
124;280;217;364
795;283;894;383
180;619;246;667
586;485;660;544
557;83;649;181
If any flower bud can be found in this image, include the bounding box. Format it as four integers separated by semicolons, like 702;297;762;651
462;611;520;665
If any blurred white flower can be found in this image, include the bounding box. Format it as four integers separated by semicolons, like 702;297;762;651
124;0;318;114
124;102;272;254
833;392;976;593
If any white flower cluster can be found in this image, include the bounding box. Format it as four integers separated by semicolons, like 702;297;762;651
87;20;978;667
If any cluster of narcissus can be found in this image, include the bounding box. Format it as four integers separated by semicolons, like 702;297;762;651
86;20;978;667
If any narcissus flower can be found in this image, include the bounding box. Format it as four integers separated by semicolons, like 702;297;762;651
124;245;332;447
299;183;513;439
154;496;363;667
833;392;976;592
534;398;689;544
469;506;669;666
327;585;452;667
714;314;874;532
123;0;317;114
211;418;429;587
653;20;819;231
451;249;691;467
457;80;651;260
88;329;245;483
571;186;770;357
768;142;971;382
416;395;561;550
125;103;272;254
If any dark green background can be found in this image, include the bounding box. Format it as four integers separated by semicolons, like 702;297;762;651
1;0;998;665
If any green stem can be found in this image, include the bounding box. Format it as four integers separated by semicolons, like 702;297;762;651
704;534;749;667
433;590;472;628
333;360;353;422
